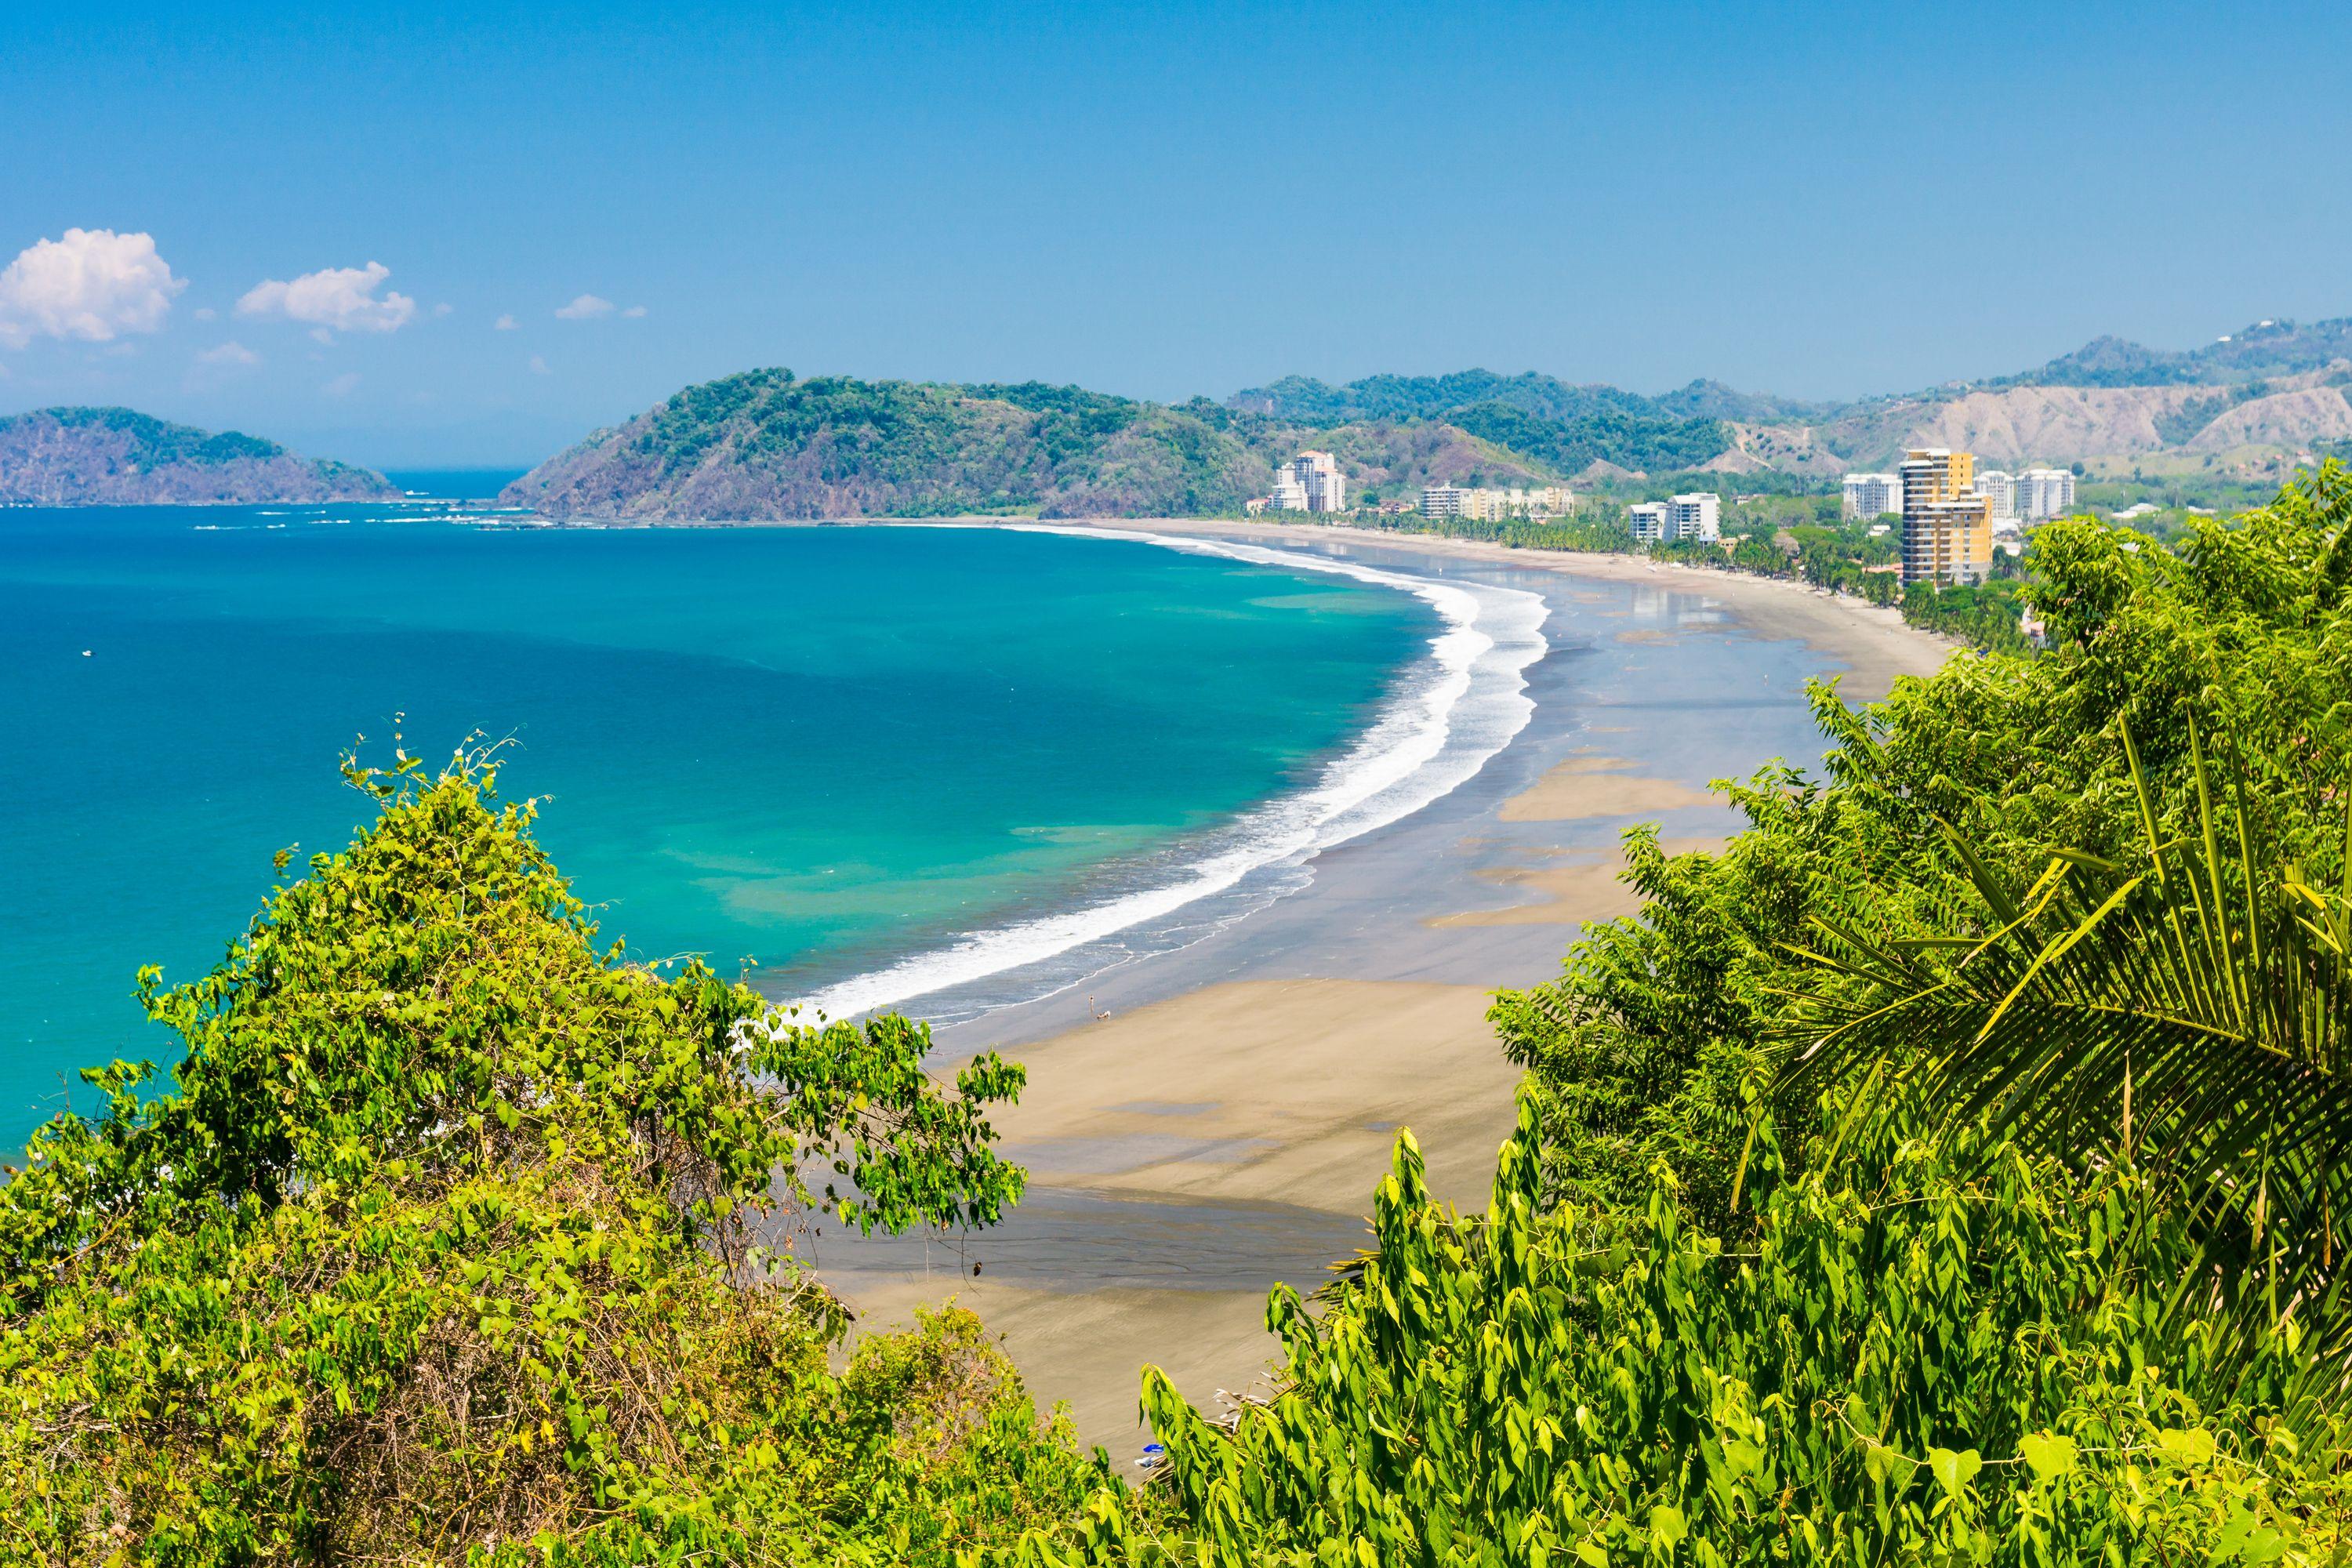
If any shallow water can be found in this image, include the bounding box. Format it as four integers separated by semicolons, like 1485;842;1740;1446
0;506;1443;1146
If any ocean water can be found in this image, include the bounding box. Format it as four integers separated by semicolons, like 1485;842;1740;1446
0;504;1542;1148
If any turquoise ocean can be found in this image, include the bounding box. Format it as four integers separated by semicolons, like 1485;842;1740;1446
0;491;1545;1149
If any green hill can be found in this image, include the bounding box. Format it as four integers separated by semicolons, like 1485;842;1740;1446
1228;369;1733;474
0;406;397;505
502;369;1592;521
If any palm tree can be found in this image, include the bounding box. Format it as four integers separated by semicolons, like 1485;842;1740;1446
1780;719;2352;1415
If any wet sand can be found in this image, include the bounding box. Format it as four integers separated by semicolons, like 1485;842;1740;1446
811;980;1515;1446
800;517;1957;1456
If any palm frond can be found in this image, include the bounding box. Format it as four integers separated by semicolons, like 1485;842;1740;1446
1780;717;2352;1409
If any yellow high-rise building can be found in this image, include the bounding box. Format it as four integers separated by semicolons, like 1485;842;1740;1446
1899;447;1992;586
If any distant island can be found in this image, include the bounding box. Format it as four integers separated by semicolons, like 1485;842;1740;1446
0;407;397;506
503;317;2352;521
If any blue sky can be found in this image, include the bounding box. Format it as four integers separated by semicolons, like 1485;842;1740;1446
3;1;2347;466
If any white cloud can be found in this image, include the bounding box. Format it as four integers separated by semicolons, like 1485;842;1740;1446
622;304;647;318
433;301;453;318
197;340;259;367
0;228;186;348
322;371;361;397
528;354;550;375
194;306;217;321
554;293;612;320
238;261;416;334
494;313;517;331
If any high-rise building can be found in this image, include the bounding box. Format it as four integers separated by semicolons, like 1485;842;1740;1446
1842;472;1904;521
1973;469;2018;521
1421;485;1466;518
1267;475;1309;512
1664;492;1721;542
1628;501;1669;543
2016;467;2078;522
1899;447;1992;586
1286;451;1346;513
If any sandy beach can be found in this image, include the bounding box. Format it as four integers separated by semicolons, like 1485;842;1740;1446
803;517;1958;1455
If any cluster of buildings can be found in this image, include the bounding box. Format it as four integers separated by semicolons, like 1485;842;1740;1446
1627;492;1722;544
1843;456;2081;586
1246;454;1585;522
1248;451;1348;515
1842;464;2077;528
1418;484;1575;521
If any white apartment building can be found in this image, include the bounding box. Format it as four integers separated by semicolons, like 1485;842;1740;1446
1842;472;1904;521
2016;467;2078;522
1664;492;1721;542
1628;501;1669;543
1266;475;1310;512
1973;469;2018;521
1421;485;1466;518
1289;450;1346;513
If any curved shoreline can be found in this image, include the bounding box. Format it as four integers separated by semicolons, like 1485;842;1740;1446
789;521;1549;1022
1047;517;1961;703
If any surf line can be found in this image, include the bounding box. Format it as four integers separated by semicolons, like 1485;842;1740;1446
786;521;1549;1022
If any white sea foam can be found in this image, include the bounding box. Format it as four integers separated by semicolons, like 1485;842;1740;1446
787;524;1548;1022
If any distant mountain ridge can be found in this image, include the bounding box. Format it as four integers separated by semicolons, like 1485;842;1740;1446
2005;318;2352;389
503;314;2352;521
0;408;397;505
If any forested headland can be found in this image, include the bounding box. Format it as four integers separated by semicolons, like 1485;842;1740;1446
5;466;2350;1560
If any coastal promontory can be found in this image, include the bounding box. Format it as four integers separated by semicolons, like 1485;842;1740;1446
0;406;398;505
498;368;1686;521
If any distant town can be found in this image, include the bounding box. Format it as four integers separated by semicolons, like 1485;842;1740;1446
1249;444;2087;589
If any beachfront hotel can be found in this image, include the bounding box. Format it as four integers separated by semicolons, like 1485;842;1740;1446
1418;484;1573;521
1899;446;1993;586
1664;492;1720;542
1628;493;1719;544
1250;451;1347;514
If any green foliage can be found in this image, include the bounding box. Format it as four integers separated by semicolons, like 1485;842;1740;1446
1901;577;2033;651
1003;1096;2347;1565
1491;463;2352;1220
604;368;1267;518
1448;401;1730;478
1228;370;1733;476
0;750;1107;1562
31;404;291;465
1352;509;1637;554
1785;718;2352;1406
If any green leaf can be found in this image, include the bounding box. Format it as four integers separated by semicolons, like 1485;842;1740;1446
1927;1447;1981;1497
2016;1432;2075;1483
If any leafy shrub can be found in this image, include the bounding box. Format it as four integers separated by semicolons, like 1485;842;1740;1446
0;749;1111;1563
1004;1095;2348;1566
